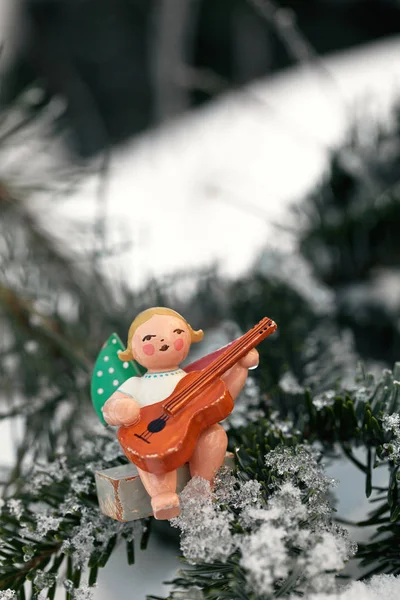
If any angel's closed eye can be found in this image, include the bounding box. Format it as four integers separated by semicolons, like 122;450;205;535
142;334;156;342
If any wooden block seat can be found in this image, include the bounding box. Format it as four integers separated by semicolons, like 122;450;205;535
95;452;235;521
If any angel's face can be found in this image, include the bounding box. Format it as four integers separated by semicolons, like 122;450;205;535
132;314;191;371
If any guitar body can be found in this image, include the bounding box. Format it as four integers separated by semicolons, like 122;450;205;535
118;372;234;474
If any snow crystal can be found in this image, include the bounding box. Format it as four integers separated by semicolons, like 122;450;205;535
239;485;306;594
265;445;335;496
35;514;62;536
6;498;23;519
213;467;262;511
78;440;97;458
33;570;57;591
382;413;400;431
382;413;400;461
0;591;16;599
78;437;122;463
102;440;123;462
267;411;299;437
69;473;91;495
65;522;95;565
59;494;82;516
63;580;74;592
73;585;95;600
289;574;400;600
23;545;35;562
63;580;95;599
28;457;68;493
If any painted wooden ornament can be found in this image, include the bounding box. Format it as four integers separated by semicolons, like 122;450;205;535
92;307;277;520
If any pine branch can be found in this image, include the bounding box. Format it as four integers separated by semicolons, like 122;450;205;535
0;432;148;599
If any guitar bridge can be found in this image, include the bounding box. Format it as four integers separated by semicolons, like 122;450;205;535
134;433;151;444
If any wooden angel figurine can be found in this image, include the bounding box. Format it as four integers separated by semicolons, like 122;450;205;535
100;307;276;520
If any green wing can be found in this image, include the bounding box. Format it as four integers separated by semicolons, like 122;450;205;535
91;333;146;425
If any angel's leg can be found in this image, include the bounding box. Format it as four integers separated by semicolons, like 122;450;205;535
137;468;180;520
189;423;227;484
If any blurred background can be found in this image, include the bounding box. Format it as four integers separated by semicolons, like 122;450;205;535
2;0;400;156
1;1;400;598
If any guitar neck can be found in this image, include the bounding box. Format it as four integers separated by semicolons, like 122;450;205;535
205;317;277;381
164;317;277;416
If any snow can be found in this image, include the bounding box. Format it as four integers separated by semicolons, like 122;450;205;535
292;575;400;600
172;447;355;597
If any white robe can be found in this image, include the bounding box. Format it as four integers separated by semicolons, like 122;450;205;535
117;368;186;407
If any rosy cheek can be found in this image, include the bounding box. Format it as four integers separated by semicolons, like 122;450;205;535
143;343;155;356
174;338;184;351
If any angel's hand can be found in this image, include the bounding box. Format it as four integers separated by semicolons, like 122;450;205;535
102;392;140;426
238;348;259;370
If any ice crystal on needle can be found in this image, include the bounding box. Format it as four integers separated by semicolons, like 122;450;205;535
73;585;95;600
35;513;61;536
63;581;94;599
0;591;16;599
213;467;262;511
33;570;57;591
265;444;335;497
382;413;400;460
27;457;68;494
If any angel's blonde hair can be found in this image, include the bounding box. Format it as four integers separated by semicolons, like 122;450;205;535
118;307;204;362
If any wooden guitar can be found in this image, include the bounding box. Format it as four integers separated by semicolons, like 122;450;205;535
118;317;277;474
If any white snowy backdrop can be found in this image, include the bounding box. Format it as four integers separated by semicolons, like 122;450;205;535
2;1;400;595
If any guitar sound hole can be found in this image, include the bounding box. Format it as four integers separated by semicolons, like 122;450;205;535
148;418;167;433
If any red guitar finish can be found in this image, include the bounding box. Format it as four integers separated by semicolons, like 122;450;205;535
118;317;277;474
